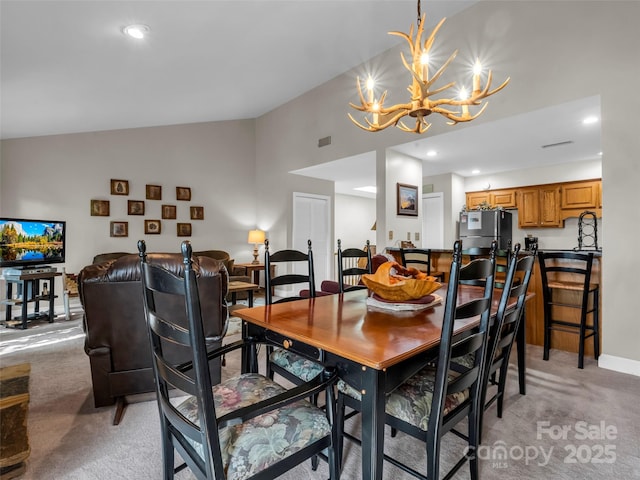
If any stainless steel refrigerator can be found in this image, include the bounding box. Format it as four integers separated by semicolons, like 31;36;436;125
459;210;512;250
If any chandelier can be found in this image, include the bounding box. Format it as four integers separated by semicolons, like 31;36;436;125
348;1;510;134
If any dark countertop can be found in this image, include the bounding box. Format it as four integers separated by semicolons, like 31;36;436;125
386;247;602;256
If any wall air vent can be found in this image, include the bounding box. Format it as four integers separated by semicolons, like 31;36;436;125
318;136;332;148
541;140;574;149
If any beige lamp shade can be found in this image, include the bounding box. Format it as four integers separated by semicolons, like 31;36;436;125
247;229;266;244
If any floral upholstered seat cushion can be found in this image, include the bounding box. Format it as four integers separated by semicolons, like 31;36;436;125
177;373;330;480
269;348;325;382
338;365;469;432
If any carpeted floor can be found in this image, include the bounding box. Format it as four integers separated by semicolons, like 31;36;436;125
1;301;639;479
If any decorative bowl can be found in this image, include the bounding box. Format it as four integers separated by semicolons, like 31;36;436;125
361;261;442;302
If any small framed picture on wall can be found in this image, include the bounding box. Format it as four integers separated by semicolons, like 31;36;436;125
110;179;129;196
145;219;162;234
146;184;162;200
177;223;192;237
161;205;177;219
397;183;418;216
190;206;204;220
90;199;110;216
127;200;145;215
110;221;128;237
176;187;191;201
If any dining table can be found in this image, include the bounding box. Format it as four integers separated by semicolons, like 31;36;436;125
233;285;527;480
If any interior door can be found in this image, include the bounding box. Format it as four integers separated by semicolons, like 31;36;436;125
292;192;331;293
422;192;444;249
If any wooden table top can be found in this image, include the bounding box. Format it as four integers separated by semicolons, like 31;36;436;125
227;281;259;292
234;285;500;370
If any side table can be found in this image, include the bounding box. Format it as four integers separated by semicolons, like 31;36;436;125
234;263;276;288
2;272;61;329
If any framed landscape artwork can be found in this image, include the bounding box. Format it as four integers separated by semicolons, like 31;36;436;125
146;184;162;200
176;186;191;201
145;219;162;234
177;223;192;237
127;200;145;215
161;205;177;219
110;179;129;196
397;183;418;216
110;221;128;237
90;200;110;216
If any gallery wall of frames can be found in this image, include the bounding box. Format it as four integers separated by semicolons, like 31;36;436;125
90;179;204;238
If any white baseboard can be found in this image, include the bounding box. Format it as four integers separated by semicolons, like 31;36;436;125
598;354;640;377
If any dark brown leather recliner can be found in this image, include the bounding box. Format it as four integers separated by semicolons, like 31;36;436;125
79;252;228;424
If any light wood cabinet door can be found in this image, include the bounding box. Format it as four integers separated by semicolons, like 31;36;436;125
518;188;541;227
490;189;517;208
466;192;490;210
518;186;561;227
561;180;600;209
539;186;561;226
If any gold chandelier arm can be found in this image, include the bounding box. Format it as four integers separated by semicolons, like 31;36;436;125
424;50;458;89
422;17;446;53
347;113;380;132
441;102;490;125
398;118;432;134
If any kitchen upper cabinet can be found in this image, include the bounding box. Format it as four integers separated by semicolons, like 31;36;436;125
465;189;516;209
518;186;561;228
490;189;517;208
466;192;491;210
561;180;600;210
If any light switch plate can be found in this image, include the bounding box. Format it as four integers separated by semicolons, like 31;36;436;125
407;232;411;240
389;230;393;240
415;232;420;241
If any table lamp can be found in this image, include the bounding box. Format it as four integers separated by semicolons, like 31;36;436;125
247;229;266;264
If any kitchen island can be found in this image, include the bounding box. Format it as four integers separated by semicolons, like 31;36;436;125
386;247;602;357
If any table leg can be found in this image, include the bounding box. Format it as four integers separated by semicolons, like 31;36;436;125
247;289;254;308
516;306;526;395
360;368;385;480
231;291;237;305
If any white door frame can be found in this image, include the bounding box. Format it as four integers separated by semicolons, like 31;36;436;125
422;192;444;249
292;192;331;295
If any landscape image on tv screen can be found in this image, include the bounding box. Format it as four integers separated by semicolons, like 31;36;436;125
0;218;65;267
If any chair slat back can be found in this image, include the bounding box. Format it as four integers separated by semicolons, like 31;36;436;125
429;240;497;432
138;240;225;479
399;248;433;276
264;239;316;304
337;239;371;292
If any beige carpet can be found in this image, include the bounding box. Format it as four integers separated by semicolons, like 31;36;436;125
1;309;639;479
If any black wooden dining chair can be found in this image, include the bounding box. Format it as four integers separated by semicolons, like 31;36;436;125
462;241;511;289
264;239;325;388
138;240;340;480
336;240;497;480
481;244;536;427
538;250;600;368
399;247;445;282
337;239;372;292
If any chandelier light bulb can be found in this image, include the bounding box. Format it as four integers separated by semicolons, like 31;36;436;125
473;59;482;75
420;52;429;65
459;87;469;100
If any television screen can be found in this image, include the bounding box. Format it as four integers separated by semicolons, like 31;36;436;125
0;218;66;268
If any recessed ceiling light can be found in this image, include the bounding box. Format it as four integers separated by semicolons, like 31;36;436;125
426;150;437;157
123;24;150;39
582;115;598;125
354;186;377;193
471;169;480;175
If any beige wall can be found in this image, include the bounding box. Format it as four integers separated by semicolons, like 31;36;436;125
1;120;257;273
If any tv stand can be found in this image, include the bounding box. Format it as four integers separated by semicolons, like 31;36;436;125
2;270;61;329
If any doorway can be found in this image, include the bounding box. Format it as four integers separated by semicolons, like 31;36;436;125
292;192;331;293
422;192;444;249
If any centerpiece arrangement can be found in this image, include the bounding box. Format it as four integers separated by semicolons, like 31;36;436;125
361;261;443;311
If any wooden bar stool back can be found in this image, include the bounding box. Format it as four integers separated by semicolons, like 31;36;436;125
538;251;600;369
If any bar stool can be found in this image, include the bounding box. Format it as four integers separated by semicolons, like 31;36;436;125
538;251;600;369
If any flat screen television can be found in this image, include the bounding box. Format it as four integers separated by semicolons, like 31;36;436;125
0;217;66;269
